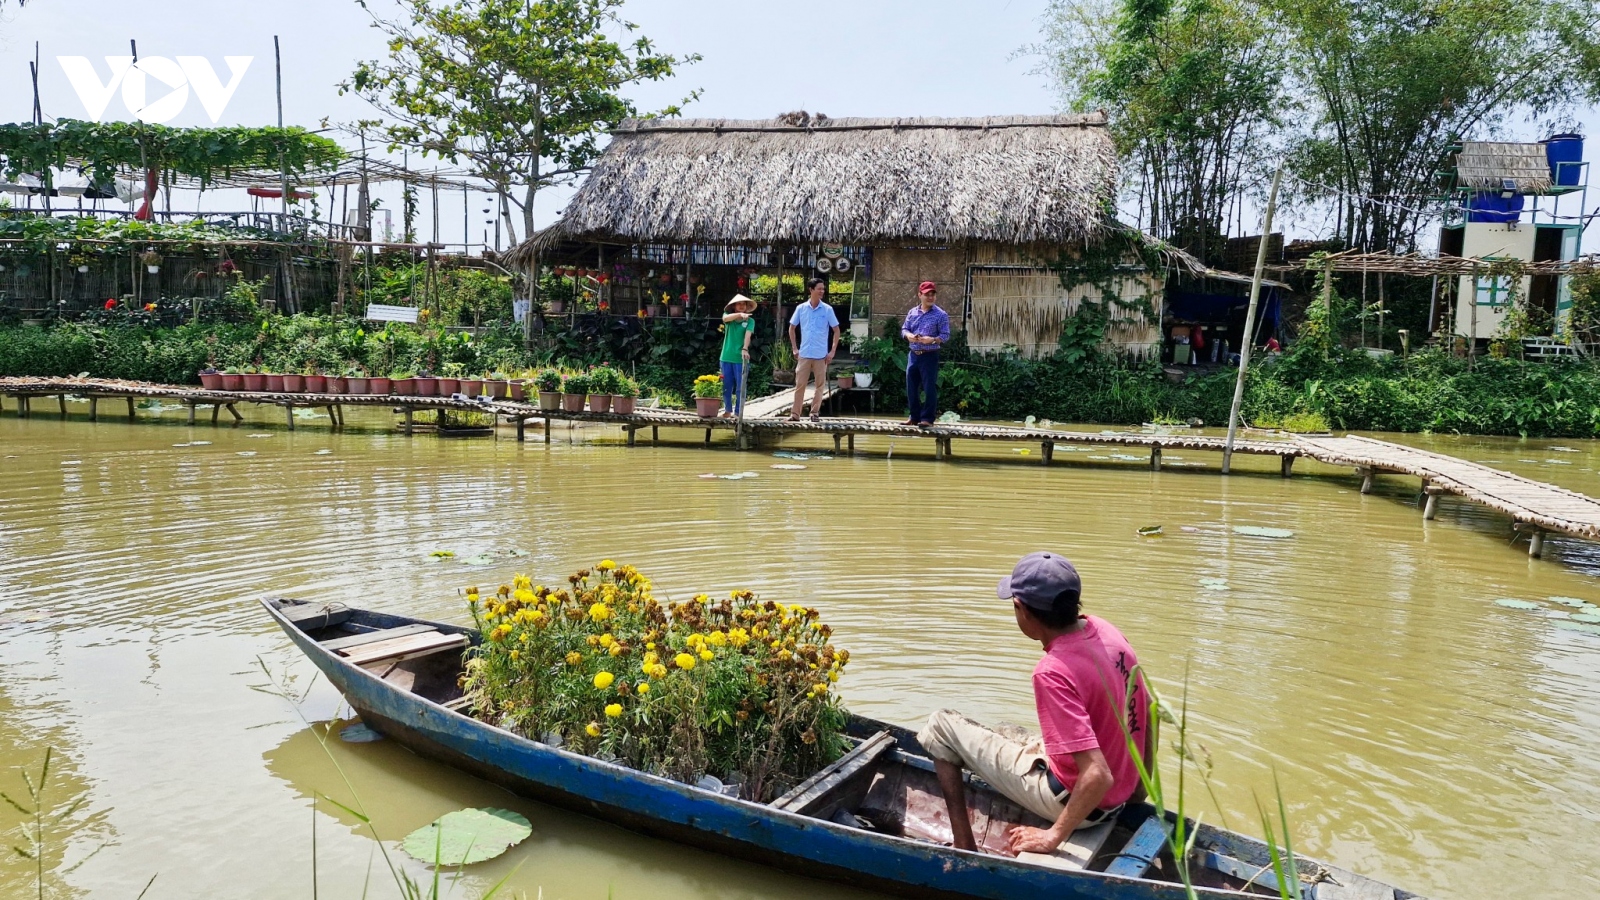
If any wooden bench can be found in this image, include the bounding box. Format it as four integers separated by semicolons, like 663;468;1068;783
1102;812;1173;878
319;623;437;652
278;602;352;630
365;303;420;324
338;629;468;668
1015;821;1116;872
771;730;896;818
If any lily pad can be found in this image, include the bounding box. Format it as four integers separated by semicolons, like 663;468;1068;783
1569;613;1600;625
771;464;807;470
1198;577;1230;591
401;808;532;866
190;441;211;446
248;433;275;438
936;411;961;424
1109;453;1143;461
429;550;456;559
463;554;497;566
1548;597;1590;608
1493;599;1543;610
717;472;759;480
1231;526;1294;539
339;722;384;743
1553;621;1600;636
236;451;257;457
1137;525;1163;537
1549;446;1579;452
1086;455;1110;461
314;449;333;455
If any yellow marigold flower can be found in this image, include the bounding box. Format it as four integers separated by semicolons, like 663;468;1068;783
778;649;792;661
699;649;714;661
585;722;601;737
519;633;529;643
593;671;615;690
643;651;659;666
586;635;601;647
529;609;545;623
565;651;583;666
810;622;823;631
598;559;616;571
770;640;782;650
707;631;727;647
675;653;696;671
687;633;705;648
637;682;649;694
510;650;520;660
599;633;615;647
609;645;623;657
589;603;611;622
465;585;480;596
828;671;839;682
605;703;623;718
645;641;656;650
651;663;668;678
813;683;828;694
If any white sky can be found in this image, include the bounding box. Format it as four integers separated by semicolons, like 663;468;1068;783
1;0;1595;253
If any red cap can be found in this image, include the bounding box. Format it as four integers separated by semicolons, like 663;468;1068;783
918;281;937;294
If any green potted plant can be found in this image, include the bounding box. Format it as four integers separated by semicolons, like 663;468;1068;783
692;373;723;417
263;369;286;393
390;368;416;396
369;368;393;395
345;365;370;395
561;371;590;412
69;251;92;274
220;366;244;392
508;369;530;401
438;363;462;397
771;341;795;385
198;366;224;391
302;364;326;393
460;371;484;398
613;374;639;415
140;249;162;275
535;368;562;410
483;370;510;400
587;366;617;414
281;367;304;393
241;366;266;392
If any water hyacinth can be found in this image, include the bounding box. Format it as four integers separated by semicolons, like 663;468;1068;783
461;563;851;801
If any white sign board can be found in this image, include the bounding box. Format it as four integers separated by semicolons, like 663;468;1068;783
365;304;420;324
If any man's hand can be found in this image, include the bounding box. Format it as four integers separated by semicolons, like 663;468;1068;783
1004;824;1065;856
741;349;749;362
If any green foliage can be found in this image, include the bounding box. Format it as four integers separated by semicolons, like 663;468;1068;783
0;215;313;253
344;0;699;240
0;120;343;188
1569;266;1600;345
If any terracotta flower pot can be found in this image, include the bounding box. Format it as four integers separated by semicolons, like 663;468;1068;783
303;375;326;393
369;377;392;395
282;374;305;393
199;372;224;390
695;396;721;417
613;395;636;415
538;390;561;410
669;305;684;317
485;379;509;399
561;392;586;412
325;376;346;394
509;381;526;401
413;377;438;397
242;373;266;392
836;374;854;390
458;378;483;398
589;394;613;414
346;376;369;394
437;378;460;395
219;374;242;391
264;374;285;392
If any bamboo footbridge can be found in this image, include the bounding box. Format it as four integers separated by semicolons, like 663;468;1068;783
5;377;1595;558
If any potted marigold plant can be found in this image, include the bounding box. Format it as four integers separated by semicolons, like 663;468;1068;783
692;374;723;417
561;371;590;412
534;368;562;410
460;563;851;800
460;372;485;398
483;371;510;400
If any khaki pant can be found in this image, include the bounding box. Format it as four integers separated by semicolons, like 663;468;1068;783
917;708;1072;824
790;357;829;418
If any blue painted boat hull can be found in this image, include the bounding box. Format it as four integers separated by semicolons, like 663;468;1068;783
262;600;1416;900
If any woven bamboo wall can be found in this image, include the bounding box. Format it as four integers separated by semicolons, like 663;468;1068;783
967;267;1161;359
870;247;964;335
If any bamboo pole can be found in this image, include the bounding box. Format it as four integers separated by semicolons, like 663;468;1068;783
1222;165;1283;475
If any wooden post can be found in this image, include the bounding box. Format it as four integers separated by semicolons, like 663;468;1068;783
58;394;67;417
1150;446;1162;471
1530;530;1545;558
651;425;659;443
704;427;712;446
1042;441;1054;464
1357;467;1374;494
543;417;551;443
211;403;222;425
833;433;842;453
514;415;523;441
1423;485;1444;520
935;437;945;461
405;408;415;436
17;395;27;418
89;397;98;421
626;426;636;447
847;433;855;456
1280;455;1295;478
285;405;296;431
227;403;242;422
1223;164;1284;474
126;397;136;422
187;402;196;425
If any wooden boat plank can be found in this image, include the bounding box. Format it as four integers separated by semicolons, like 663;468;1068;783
1104;813;1173;878
1015;822;1114;872
772;731;894;815
278;601;352;629
339;630;464;667
320;623;436;651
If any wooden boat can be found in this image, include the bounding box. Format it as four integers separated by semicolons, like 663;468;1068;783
263;598;1422;900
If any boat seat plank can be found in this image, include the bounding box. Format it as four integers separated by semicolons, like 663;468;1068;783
320;623;437;651
1015;821;1115;872
278;602;352;629
771;731;895;816
1315;873;1396;900
1104;813;1173;878
339;630;466;667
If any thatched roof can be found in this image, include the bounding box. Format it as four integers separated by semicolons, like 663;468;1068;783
1455;141;1552;193
510;113;1116;263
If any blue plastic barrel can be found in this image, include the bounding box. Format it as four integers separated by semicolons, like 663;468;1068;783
1545;133;1584;187
1466;191;1525;223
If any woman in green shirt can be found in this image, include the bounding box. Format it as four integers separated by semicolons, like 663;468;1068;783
720;295;757;417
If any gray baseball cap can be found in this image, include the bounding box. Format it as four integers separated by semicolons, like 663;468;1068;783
997;551;1082;612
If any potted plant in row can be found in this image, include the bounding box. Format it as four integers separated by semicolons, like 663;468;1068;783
414;370;439;396
391;370;417;396
561;372;590;412
242;367;267;392
508;371;528;401
613;375;639;415
303;366;326;393
534;369;562;410
438;365;462;397
282;370;305;393
587;366;619;414
264;370;286;393
199;367;224;390
693;374;723;418
484;371;510;400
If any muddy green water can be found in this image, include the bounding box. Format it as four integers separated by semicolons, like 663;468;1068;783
3;404;1599;899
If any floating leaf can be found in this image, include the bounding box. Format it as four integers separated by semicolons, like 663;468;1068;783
429;550;456;559
463;554;496;566
1086;455;1110;460
1232;526;1294;539
1548;446;1579;452
1493;599;1542;610
339;722;383;743
1137;525;1163;537
1198;577;1230;591
1553;621;1600;636
1180;526;1201;533
508;549;529;558
248;433;274;438
236;451;257;457
190;441;211;446
314;449;333;455
770;464;807;470
401;808;532;866
172;443;190;448
717;472;759;480
1571;613;1600;625
1549;597;1589;608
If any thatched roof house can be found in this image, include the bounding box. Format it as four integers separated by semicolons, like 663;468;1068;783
515;113;1117;252
511;112;1194;359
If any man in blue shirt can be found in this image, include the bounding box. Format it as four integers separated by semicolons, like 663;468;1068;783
902;281;951;426
788;278;840;421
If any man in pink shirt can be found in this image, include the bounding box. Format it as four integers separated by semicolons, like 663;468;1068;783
917;551;1151;856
